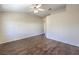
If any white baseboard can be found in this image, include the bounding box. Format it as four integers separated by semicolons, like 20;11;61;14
14;32;44;40
46;34;79;47
0;32;44;44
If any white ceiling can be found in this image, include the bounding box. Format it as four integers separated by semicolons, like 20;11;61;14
0;4;66;17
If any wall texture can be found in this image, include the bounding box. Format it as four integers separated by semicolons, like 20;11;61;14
0;13;44;44
46;5;79;47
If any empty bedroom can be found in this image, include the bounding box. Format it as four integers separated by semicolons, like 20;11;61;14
0;4;79;55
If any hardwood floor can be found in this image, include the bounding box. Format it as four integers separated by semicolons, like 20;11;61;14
0;34;79;55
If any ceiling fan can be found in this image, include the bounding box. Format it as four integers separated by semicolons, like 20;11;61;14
30;4;45;13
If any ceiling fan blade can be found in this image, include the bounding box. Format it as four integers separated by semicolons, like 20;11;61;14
30;4;37;8
36;4;42;8
38;8;44;11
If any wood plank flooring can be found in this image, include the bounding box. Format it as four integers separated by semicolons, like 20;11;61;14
0;34;79;55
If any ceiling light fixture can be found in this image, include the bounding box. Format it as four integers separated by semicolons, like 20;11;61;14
34;9;38;13
31;4;45;14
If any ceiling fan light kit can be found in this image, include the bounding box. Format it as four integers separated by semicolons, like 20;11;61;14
32;4;45;14
34;9;38;13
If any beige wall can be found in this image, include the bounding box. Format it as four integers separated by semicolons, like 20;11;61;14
0;13;44;44
43;17;47;33
0;14;4;42
46;5;79;47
